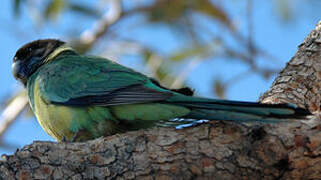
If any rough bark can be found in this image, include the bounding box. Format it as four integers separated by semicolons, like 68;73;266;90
260;21;321;113
1;22;321;179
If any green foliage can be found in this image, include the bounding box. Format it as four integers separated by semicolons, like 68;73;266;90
170;44;214;62
45;0;65;20
144;0;230;26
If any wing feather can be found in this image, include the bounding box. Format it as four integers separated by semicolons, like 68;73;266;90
37;54;172;106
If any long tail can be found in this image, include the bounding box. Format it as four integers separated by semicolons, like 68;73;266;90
167;95;311;123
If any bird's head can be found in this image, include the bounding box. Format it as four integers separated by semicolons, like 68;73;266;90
12;39;68;86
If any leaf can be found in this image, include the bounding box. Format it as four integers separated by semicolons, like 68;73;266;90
213;79;226;98
45;0;65;20
194;0;230;26
147;0;186;23
169;45;211;62
141;0;230;26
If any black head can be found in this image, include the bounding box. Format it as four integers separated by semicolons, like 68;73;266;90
12;39;66;86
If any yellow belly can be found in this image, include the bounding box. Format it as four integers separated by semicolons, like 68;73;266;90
32;82;116;141
33;85;74;140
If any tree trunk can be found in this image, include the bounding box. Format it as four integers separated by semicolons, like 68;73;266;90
1;22;321;180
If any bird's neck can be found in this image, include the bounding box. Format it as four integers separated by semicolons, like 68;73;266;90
44;45;76;63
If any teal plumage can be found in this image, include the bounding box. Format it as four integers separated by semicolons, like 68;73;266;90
12;39;311;142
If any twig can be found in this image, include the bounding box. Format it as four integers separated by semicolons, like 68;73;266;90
145;54;164;78
168;58;203;89
80;0;122;46
0;93;28;141
247;0;255;65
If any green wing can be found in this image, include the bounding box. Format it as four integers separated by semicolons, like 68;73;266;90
37;54;172;106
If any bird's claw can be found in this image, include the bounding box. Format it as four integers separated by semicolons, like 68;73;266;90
61;130;82;142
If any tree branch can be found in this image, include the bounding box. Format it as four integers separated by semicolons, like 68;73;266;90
79;0;122;46
0;92;28;142
260;21;321;112
1;21;321;179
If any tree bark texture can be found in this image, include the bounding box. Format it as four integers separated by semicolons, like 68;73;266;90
1;22;321;179
260;21;321;113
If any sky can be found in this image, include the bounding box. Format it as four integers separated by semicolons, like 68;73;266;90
0;0;320;155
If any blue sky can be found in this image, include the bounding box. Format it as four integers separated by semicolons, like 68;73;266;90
0;0;320;155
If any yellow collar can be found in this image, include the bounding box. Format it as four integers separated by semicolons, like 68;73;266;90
44;45;74;63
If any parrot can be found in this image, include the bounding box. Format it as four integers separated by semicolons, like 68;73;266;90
12;39;311;142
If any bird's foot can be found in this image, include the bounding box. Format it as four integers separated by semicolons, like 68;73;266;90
61;136;67;142
70;130;84;142
60;130;83;142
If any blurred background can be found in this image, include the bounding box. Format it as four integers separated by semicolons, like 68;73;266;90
0;0;320;155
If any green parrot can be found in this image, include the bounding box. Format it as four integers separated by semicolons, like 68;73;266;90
12;39;310;142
